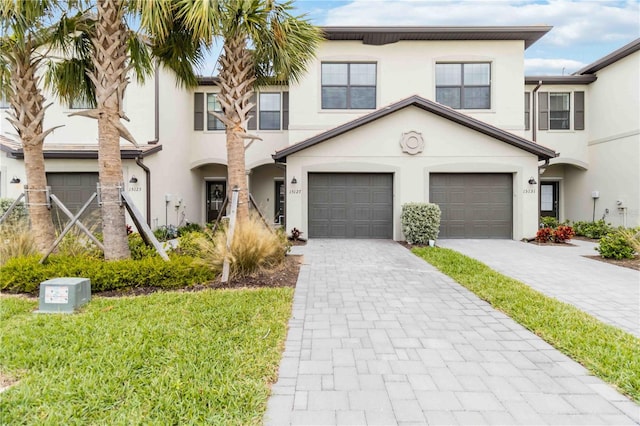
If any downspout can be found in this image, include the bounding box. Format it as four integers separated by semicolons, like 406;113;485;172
136;156;151;226
531;80;542;142
137;66;159;226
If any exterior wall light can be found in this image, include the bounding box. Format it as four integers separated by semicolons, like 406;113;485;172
291;176;297;184
10;176;20;184
129;175;138;183
528;177;537;185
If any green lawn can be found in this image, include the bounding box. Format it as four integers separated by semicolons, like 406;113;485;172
0;288;293;425
413;247;640;403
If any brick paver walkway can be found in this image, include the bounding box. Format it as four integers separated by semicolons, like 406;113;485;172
264;240;639;425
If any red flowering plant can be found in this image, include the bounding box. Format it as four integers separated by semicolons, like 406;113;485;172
553;225;575;243
535;227;553;243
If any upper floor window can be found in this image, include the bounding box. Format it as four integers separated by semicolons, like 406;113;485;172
549;93;570;130
194;91;289;131
538;91;584;131
259;93;281;130
321;63;376;109
207;94;225;130
436;63;491;109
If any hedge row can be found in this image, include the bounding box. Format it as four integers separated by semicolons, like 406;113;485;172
0;255;216;294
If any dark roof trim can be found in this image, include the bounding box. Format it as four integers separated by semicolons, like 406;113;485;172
524;75;597;85
196;76;288;86
321;26;552;49
574;38;640;75
2;144;162;160
273;95;556;162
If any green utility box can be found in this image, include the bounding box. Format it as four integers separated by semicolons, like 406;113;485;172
37;278;91;314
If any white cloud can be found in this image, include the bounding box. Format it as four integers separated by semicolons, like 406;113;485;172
320;0;639;74
524;58;586;75
323;0;639;46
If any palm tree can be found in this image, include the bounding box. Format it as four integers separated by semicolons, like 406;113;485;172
48;0;205;260
0;0;83;253
180;0;322;222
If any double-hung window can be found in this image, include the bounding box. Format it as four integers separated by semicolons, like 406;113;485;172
206;94;225;130
436;63;491;109
321;63;376;109
549;93;570;130
259;93;281;130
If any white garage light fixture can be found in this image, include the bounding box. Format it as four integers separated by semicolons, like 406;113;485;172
129;175;138;183
528;177;537;185
290;176;298;184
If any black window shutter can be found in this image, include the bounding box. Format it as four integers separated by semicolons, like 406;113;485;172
282;91;289;130
574;91;585;130
524;92;530;131
247;93;257;130
194;92;204;131
538;92;549;131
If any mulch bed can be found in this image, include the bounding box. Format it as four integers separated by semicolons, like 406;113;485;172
583;255;640;271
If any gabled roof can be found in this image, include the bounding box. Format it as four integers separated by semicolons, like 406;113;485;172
0;135;162;160
574;38;640;75
273;96;557;162
322;26;552;49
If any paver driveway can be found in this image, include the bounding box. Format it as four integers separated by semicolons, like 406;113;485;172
264;240;639;425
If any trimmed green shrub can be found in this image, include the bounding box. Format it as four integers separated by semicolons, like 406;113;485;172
0;254;216;294
175;230;206;257
572;220;613;239
177;222;202;236
401;203;441;244
539;216;559;229
128;233;160;260
597;230;635;259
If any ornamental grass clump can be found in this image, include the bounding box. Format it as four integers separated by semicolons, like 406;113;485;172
401;203;441;245
0;221;38;266
194;215;288;279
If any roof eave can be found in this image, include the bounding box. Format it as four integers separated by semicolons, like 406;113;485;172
574;38;640;75
525;75;597;85
273;96;556;162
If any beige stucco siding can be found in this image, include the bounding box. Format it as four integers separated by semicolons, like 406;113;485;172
289;40;526;144
284;106;540;240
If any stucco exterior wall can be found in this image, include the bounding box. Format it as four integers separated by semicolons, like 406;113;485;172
284;106;540;241
288;40;526;145
525;85;590;167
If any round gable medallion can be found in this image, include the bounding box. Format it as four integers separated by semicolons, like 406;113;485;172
400;131;425;155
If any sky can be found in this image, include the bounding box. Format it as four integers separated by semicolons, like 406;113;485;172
199;0;640;76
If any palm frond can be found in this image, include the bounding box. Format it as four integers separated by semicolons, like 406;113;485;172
127;31;153;84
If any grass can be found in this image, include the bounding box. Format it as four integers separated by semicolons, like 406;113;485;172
413;247;640;403
0;288;293;425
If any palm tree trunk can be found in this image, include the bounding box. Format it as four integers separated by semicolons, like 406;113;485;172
8;54;56;253
217;33;256;223
22;143;56;252
93;0;130;259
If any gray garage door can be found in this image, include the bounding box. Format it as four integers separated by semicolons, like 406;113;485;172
47;172;100;227
308;173;393;238
430;173;512;238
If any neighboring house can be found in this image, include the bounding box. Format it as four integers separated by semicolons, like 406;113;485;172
0;27;637;240
525;38;640;229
